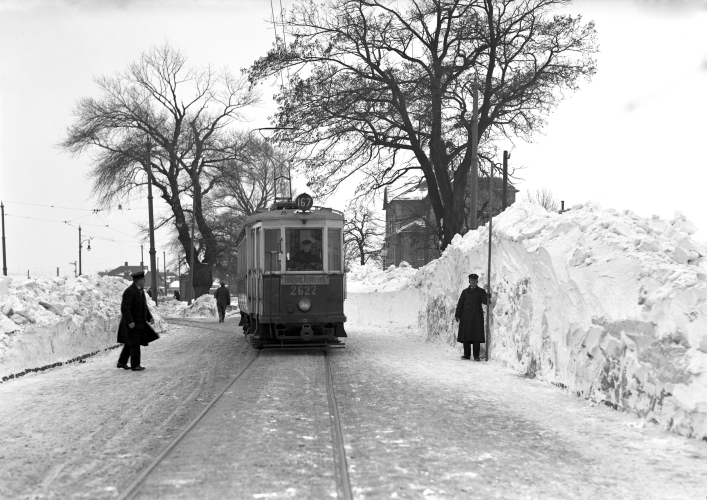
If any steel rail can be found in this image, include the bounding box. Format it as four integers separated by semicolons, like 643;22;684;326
165;318;238;334
116;350;261;500
323;349;353;500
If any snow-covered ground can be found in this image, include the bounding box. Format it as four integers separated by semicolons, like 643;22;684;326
346;202;707;440
2;201;706;442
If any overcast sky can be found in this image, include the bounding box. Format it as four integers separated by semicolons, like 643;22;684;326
0;0;705;278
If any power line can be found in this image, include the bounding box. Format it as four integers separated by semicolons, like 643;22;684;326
6;210;144;239
1;200;97;211
1;200;149;212
5;214;107;227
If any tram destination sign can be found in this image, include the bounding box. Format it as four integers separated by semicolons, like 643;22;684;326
281;275;329;285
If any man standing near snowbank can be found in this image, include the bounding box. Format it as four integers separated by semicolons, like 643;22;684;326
214;281;231;322
455;273;488;361
116;271;158;371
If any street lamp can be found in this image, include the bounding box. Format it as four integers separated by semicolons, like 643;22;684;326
78;225;92;276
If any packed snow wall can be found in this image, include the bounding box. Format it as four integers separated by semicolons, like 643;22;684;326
346;289;421;328
0;275;166;381
416;202;707;440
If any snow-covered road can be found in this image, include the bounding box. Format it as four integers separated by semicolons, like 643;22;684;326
1;320;706;499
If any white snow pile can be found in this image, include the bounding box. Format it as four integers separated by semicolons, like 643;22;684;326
0;275;166;381
347;260;420;293
348;202;707;440
178;294;218;318
156;298;190;317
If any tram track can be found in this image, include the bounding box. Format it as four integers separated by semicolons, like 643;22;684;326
115;330;353;500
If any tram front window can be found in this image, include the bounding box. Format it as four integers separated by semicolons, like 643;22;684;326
286;228;323;271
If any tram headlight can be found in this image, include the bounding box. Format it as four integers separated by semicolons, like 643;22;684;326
298;298;312;312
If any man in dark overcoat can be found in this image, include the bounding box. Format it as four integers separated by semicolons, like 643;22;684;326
214;281;231;322
116;271;158;371
455;273;489;361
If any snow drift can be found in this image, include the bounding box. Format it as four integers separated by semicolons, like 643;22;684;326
347;202;707;440
0;275;166;381
155;294;240;319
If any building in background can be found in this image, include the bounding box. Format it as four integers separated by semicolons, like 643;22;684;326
99;262;178;293
383;178;518;268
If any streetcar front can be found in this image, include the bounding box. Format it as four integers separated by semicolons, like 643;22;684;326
235;195;347;348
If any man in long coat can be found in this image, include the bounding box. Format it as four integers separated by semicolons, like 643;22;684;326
116;271;158;371
214;281;231;322
455;273;489;361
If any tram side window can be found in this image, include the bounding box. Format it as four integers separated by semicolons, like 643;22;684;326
328;228;342;272
264;229;281;273
236;240;247;277
286;228;323;271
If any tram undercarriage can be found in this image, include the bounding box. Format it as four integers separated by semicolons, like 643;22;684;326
240;313;347;349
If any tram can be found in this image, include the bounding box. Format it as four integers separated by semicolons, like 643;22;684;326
235;193;347;348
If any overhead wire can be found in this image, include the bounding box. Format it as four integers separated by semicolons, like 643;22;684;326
270;0;285;89
1;200;148;212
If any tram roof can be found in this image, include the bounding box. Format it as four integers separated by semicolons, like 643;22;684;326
243;205;344;225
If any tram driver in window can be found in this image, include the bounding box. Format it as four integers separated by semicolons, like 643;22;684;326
290;239;322;270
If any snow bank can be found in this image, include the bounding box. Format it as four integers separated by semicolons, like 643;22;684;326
0;275;166;381
179;294;218;317
348;202;707;440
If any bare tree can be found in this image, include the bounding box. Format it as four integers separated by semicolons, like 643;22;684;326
155;132;283;287
61;44;259;297
522;187;559;212
344;200;384;266
249;0;597;251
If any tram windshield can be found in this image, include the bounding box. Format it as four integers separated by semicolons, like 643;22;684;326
286;228;323;271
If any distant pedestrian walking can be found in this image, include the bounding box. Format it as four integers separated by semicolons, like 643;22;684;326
116;271;159;371
455;273;489;361
214;281;231;322
173;290;180;301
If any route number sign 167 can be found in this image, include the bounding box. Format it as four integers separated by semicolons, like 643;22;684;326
295;193;313;211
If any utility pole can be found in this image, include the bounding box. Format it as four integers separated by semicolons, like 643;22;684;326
187;166;198;304
189;194;196;304
141;244;144;270
69;261;77;278
1;201;7;276
469;82;480;230
78;226;91;276
485;162;494;363
502;151;510;210
56;267;59;277
163;251;167;297
146;140;158;305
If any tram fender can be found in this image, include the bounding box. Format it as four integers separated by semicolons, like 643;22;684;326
335;322;347;338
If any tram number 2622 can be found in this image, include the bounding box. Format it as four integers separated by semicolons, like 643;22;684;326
290;285;317;296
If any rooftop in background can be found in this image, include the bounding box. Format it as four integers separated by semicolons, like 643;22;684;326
99;262;178;283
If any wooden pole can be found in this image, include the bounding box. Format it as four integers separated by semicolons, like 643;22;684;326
485;164;494;362
164;251;167;297
470;82;480;230
502;151;509;210
1;201;7;276
146;141;158;305
78;225;82;276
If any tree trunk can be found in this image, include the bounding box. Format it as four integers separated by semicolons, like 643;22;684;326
192;260;212;299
